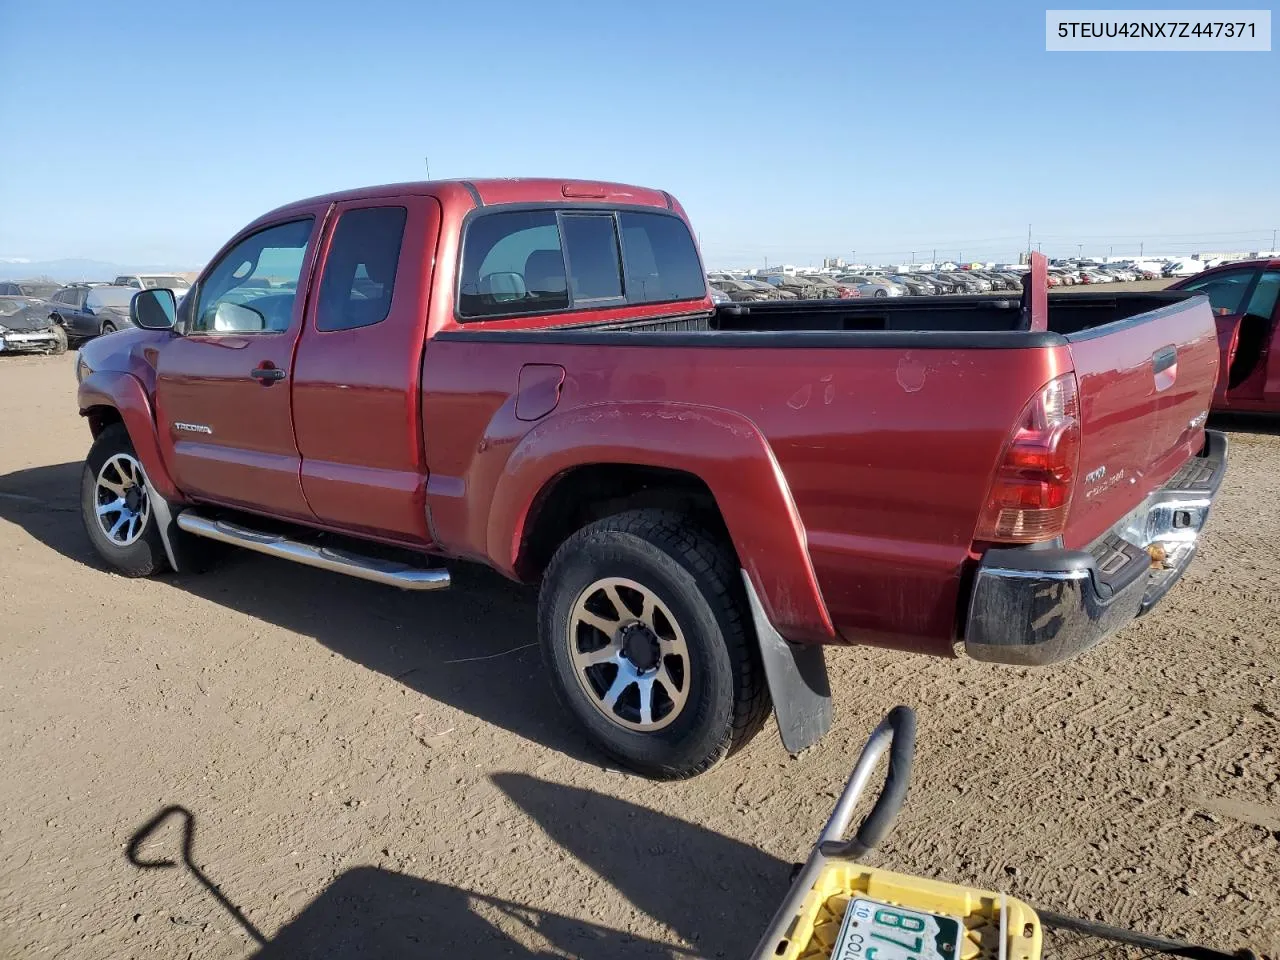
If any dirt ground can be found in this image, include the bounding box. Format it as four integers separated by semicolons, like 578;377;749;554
0;351;1276;960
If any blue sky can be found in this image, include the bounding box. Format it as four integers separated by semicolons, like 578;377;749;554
1;0;1276;268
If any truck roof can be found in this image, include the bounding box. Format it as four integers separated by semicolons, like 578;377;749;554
258;178;681;224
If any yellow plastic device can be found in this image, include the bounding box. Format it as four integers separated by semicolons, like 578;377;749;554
774;861;1042;960
750;708;1042;960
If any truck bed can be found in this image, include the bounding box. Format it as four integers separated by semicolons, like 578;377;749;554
542;290;1198;338
429;288;1217;653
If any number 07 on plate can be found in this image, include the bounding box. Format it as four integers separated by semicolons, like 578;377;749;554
831;898;963;960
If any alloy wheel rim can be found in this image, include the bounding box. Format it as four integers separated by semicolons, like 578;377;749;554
94;453;150;547
567;577;691;732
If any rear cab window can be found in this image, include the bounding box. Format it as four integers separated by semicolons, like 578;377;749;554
457;207;705;321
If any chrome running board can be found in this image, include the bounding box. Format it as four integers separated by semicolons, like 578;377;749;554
176;512;450;591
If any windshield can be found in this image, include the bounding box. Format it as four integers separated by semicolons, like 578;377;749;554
87;287;136;309
18;282;59;299
141;276;188;289
0;297;31;317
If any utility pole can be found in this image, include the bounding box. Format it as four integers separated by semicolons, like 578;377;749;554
1027;224;1032;257
911;251;915;264
1109;245;1113;259
1273;228;1277;251
1140;241;1144;256
1077;243;1083;258
932;248;936;263
425;157;430;179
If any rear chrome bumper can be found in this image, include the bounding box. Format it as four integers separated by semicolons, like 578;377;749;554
964;430;1228;666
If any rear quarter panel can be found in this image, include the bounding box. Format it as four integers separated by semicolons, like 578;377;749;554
422;336;1070;654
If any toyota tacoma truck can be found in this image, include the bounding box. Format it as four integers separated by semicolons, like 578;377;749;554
74;178;1228;779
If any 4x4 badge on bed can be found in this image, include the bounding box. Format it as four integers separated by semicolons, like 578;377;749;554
1085;465;1107;485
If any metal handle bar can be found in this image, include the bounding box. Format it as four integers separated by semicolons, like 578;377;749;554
750;706;917;960
818;704;916;859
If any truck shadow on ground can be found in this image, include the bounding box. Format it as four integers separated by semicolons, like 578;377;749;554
125;775;789;958
1208;412;1280;436
0;461;602;765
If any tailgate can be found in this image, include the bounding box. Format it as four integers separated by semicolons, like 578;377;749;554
1063;296;1219;548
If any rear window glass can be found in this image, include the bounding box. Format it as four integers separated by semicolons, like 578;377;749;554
562;215;623;301
316;206;407;331
619;212;705;304
458;211;568;318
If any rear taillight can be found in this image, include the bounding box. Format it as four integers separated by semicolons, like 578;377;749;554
976;372;1081;543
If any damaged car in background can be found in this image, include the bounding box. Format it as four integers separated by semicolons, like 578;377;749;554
0;295;67;355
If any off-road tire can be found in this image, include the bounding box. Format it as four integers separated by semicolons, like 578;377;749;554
81;424;169;577
538;509;771;779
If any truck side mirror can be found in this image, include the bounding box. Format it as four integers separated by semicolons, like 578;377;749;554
131;289;177;330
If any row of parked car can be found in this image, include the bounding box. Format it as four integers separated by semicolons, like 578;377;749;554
709;268;1031;302
708;259;1171;303
0;275;191;356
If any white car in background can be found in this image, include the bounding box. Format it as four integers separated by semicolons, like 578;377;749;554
1162;259;1207;278
112;273;192;304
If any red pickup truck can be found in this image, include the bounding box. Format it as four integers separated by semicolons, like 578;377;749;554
1167;258;1280;412
74;178;1228;779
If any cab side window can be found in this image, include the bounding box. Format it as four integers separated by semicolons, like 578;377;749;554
193;218;314;334
1181;268;1258;316
1243;271;1280;322
315;207;407;331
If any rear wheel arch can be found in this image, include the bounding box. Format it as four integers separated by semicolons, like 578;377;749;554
517;463;732;581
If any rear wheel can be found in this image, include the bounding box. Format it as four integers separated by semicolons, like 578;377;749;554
538;509;770;779
48;326;68;355
81;424;169;577
874;289;888;298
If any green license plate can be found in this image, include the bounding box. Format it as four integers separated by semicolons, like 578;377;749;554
830;898;962;960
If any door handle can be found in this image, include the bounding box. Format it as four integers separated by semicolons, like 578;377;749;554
250;365;286;383
1152;345;1177;374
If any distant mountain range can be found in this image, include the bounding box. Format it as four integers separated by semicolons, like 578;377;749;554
0;259;200;283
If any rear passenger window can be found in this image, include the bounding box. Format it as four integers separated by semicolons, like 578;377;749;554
619;212;706;304
561;215;623;301
459;211;568;318
316;206;407;331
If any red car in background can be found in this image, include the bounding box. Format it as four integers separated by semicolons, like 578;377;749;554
1168;259;1280;413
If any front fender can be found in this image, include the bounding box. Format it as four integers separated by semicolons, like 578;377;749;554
490;401;836;646
78;370;182;503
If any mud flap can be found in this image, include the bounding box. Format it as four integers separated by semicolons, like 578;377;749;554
741;572;832;754
144;474;183;573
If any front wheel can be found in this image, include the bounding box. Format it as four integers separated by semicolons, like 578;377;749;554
538;509;771;779
48;325;68;355
81;424;170;577
101;321;117;336
874;289;888;298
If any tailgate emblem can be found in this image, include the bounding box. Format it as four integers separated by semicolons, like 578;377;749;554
1085;465;1107;485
